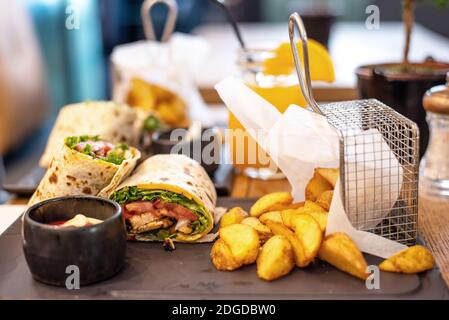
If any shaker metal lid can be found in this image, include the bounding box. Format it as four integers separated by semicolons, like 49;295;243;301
423;78;449;115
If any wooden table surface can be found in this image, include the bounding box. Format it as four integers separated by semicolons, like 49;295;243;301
230;173;449;288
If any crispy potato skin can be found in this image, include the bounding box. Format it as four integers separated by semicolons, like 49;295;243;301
315;190;333;211
220;207;247;228
270;201;304;211
304;200;326;212
305;170;333;201
318;232;369;280
220;224;260;265
257;235;295;281
259;211;284;225
241;217;272;244
281;209;302;229
304;211;328;232
378;259;397;272
316;168;339;187
285;205;327;232
250;192;293;217
379;245;434;274
292;214;322;262
210;239;242;271
266;221;309;268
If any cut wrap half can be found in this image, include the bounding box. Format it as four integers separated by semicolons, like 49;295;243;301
39;101;144;168
110;154;216;242
29;135;141;205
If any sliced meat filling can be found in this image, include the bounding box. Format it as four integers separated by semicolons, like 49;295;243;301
123;200;198;235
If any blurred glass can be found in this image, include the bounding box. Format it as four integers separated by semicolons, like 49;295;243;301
228;41;307;179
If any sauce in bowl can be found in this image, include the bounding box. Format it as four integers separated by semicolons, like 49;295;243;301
48;214;102;228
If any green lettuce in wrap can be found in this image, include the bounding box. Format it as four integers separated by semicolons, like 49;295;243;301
111;187;210;241
29;135;141;206
65;135;132;165
108;154;217;242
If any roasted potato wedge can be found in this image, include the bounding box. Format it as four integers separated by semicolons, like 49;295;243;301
281;209;302;229
220;207;247;228
285;204;327;232
316;168;339;187
151;83;175;101
270;201;304;211
259;211;284;225
305;170;333;201
304;200;327;212
257;235;295;281
318;232;368;280
210;239;242;271
266;221;309;268
305;210;328;232
220;224;260;265
241;217;272;243
378;259;397;272
379;245;434;274
315;190;333;211
250;192;293;217
292;214;322;262
127;77;156;111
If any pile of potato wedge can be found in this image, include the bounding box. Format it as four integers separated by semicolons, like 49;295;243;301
211;168;435;281
126;77;189;127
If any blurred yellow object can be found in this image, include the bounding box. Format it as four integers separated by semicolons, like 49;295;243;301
262;39;335;82
229;40;335;173
126;77;189;127
228;85;305;170
127;78;156;112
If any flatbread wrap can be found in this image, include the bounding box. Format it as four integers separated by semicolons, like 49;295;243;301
39;101;143;168
29;135;141;205
109;154;216;242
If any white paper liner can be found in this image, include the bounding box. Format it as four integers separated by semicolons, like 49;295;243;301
215;76;407;258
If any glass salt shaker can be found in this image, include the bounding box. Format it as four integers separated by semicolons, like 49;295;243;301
420;72;449;197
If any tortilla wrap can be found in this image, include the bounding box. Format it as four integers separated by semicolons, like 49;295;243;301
29;141;141;206
39;101;143;168
110;154;216;242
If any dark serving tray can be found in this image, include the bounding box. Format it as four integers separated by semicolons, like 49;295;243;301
0;198;447;300
2;163;234;197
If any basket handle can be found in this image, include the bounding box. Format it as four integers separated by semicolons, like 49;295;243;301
288;12;323;115
141;0;178;42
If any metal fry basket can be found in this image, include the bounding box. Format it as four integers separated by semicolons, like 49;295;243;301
288;13;419;245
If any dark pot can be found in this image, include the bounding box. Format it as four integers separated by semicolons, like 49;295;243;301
23;196;126;287
356;62;449;157
151;127;222;177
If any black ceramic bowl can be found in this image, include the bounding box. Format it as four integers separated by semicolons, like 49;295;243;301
22;196;126;287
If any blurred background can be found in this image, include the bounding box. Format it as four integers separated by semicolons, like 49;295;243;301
1;0;449;193
9;0;449;115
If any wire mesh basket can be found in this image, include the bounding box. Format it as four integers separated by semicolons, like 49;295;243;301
288;13;419;245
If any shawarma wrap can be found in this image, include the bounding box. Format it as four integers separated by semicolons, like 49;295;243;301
39;101;143;168
29;135;141;206
109;154;216;242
